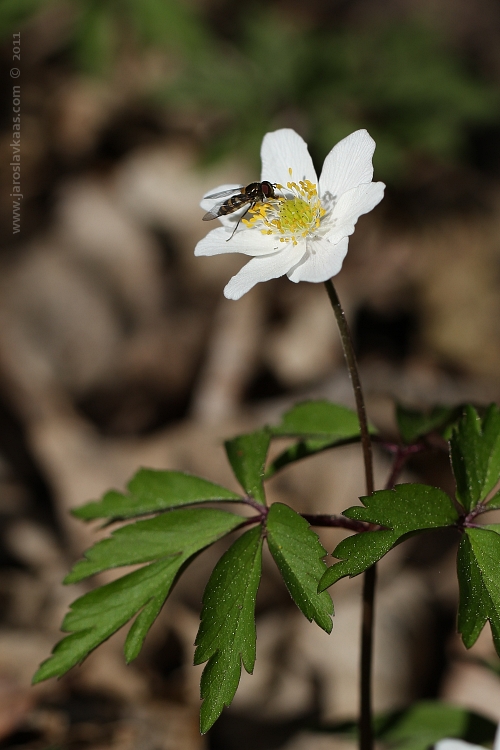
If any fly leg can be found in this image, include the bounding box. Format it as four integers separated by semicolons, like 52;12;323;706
226;202;256;242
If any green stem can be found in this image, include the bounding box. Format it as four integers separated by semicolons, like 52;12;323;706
324;279;375;750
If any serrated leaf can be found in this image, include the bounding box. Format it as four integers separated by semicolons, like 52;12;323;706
266;401;376;477
396;403;459;444
271;400;375;439
34;558;177;684
225;429;270;505
66;507;244;582
319;530;400;590
266;503;333;632
72;469;242;521
33;508;245;683
194;526;263;733
319;484;458;590
451;404;500;512
343;484;459;528
457;527;500;656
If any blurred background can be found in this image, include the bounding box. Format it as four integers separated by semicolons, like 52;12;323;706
1;0;500;748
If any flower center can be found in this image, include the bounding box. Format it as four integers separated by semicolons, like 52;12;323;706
278;197;314;233
242;169;325;245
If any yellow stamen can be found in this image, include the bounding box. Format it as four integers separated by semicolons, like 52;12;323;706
242;168;325;244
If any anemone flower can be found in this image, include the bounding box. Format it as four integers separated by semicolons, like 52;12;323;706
195;128;385;300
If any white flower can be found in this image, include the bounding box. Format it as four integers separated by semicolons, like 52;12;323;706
195;128;385;300
435;725;500;750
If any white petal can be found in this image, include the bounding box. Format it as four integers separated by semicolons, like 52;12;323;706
435;741;485;750
224;242;306;300
319;130;376;201
494;725;500;750
324;182;385;245
261;129;318;190
195;226;283;257
288;236;349;283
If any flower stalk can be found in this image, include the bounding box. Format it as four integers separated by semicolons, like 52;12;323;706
324;280;374;496
324;278;375;750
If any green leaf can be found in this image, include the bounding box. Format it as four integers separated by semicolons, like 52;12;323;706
32;508;245;683
378;701;496;750
450;404;500;512
72;469;242;520
225;429;270;505
457;527;500;656
271;400;375;439
194;526;263;733
66;508;244;583
483;524;500;534
266;401;377;477
266;503;333;633
319;484;458;590
396;403;459;444
485;489;500;511
319;531;399;591
317;700;496;748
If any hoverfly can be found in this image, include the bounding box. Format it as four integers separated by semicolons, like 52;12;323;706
202;181;278;240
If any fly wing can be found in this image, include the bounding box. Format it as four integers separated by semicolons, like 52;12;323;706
202;200;229;221
203;187;243;200
202;186;244;221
